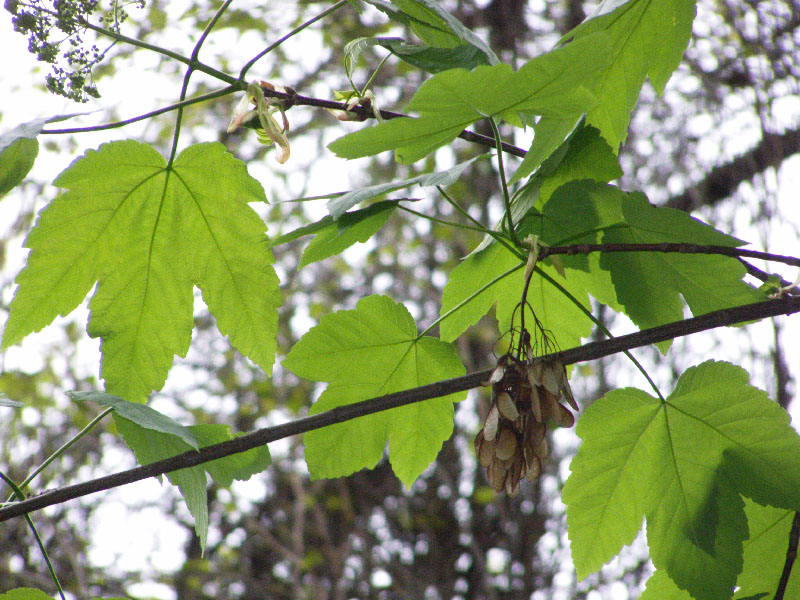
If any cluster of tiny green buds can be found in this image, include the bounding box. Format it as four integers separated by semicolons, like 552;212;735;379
4;0;145;102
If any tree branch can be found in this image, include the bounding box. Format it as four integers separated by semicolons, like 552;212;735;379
775;512;800;600
667;126;800;212
1;295;798;523
542;242;800;268
259;87;527;158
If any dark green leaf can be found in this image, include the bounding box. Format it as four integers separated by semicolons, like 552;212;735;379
69;390;199;449
299;200;396;267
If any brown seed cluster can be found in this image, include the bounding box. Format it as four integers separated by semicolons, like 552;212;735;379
474;355;578;496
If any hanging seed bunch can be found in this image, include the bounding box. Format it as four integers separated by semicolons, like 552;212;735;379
474;350;578;496
474;236;579;495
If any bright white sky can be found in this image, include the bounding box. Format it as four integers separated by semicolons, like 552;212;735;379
1;3;799;600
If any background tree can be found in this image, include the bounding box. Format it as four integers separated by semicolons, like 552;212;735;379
0;1;798;600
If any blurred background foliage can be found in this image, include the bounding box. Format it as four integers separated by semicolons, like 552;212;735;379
0;1;798;598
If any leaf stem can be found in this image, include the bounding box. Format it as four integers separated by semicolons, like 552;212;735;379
417;263;523;339
239;0;350;80
535;266;664;400
488;117;521;248
5;408;114;503
0;471;66;600
167;0;234;168
397;204;500;236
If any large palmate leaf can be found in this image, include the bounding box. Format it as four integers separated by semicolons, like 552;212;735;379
439;241;594;353
282;295;466;487
3;141;281;402
329;33;611;163
563;361;800;600
554;0;696;149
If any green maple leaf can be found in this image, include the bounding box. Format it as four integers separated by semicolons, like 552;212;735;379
555;0;696;149
598;189;763;347
328;33;611;163
522;180;762;350
563;360;800;600
282;295;466;487
439;241;593;352
3;140;280;402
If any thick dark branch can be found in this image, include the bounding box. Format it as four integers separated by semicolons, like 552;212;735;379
261;87;527;158
543;242;800;268
667;127;800;212
1;295;798;522
775;512;800;600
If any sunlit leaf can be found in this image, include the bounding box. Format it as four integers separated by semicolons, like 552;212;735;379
329;33;611;163
543;0;696;149
439;241;593;352
3;141;280;402
283;295;466;487
563;361;800;600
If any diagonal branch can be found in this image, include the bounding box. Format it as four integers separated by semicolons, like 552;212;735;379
1;295;799;523
775;512;800;600
667;126;800;212
542;242;800;268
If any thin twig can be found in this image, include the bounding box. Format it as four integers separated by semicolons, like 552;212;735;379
775;511;800;600
257;87;527;157
39;86;238;135
1;295;798;523
239;0;350;79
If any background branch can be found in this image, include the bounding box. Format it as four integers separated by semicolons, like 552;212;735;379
1;295;798;523
775;512;800;600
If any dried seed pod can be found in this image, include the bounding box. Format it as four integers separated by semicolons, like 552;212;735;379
541;363;560;397
488;361;506;385
496;391;519;420
525;456;541;481
534;437;549;460
495;427;518;461
488;456;508;492
529;384;542;422
554;402;575;428
542;387;561;423
553;361;579;411
479;437;496;467
484;405;499;441
528;361;544;386
506;453;525;496
530;420;546;445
